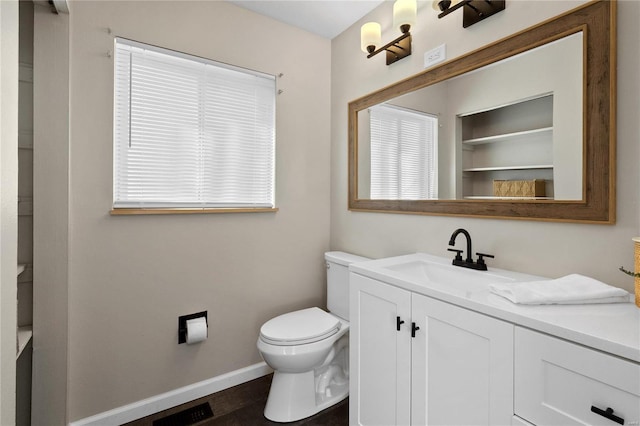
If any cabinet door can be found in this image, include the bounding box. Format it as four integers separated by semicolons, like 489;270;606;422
411;295;514;426
350;273;412;426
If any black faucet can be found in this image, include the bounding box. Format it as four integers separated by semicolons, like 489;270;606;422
448;228;494;271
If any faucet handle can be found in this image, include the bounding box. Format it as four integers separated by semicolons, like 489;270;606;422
447;248;463;261
476;252;494;266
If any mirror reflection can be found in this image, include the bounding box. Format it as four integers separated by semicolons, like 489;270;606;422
356;32;583;201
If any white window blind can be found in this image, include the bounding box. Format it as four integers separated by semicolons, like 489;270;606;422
113;38;276;209
369;104;438;200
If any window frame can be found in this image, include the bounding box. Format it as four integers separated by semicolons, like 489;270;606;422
111;38;277;215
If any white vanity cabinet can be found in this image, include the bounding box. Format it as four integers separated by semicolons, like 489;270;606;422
514;327;640;426
349;252;640;426
411;293;514;426
350;273;514;426
349;273;411;426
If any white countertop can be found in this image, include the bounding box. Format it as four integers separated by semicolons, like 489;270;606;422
350;253;640;363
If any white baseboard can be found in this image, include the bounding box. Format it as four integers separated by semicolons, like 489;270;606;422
69;362;272;426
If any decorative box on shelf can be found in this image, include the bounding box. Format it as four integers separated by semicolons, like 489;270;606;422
493;179;546;198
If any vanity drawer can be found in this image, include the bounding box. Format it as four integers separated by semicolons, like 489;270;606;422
514;327;640;426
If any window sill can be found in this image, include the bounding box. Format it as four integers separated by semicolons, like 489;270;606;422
110;207;278;216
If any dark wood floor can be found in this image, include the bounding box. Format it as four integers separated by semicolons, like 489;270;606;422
124;374;348;426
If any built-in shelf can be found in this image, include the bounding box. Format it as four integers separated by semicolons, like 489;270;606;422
17;15;34;424
18;196;33;216
462;127;553;146
459;95;555;199
17;264;32;284
19;63;33;83
463;165;554;172
19;130;33;150
16;326;32;359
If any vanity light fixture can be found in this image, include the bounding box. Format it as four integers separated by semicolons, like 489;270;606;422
361;0;416;66
434;0;505;28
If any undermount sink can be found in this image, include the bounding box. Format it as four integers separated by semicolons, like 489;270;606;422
380;255;515;293
387;259;513;285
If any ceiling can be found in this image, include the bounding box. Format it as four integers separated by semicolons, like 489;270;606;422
226;0;386;39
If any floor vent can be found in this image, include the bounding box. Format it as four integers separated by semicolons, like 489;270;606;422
152;402;214;426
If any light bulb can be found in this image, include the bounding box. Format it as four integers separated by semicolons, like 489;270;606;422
361;22;381;53
393;0;417;33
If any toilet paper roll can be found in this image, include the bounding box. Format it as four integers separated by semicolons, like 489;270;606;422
186;317;207;344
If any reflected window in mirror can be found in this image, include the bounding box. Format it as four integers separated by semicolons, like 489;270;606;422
368;105;438;200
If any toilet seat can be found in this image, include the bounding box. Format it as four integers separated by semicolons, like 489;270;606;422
260;307;341;346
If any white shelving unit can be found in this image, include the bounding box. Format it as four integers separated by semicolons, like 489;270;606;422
16;5;34;424
16;326;32;360
460;95;554;198
463;165;554;172
16;265;32;359
462;126;553;146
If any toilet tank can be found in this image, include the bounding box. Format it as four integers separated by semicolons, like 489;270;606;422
325;251;370;320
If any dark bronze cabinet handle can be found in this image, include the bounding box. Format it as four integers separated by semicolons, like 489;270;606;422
411;322;420;338
591;406;624;425
396;316;405;331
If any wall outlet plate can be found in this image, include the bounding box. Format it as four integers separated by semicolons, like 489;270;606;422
424;44;446;68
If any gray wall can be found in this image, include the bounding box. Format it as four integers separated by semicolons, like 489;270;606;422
33;3;70;425
331;1;640;291
34;1;331;422
0;1;19;424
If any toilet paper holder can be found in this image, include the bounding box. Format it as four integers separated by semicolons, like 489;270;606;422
178;311;208;344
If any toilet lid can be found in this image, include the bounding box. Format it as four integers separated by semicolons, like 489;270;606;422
260;307;341;346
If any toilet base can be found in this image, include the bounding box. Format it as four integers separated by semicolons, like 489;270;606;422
263;369;348;423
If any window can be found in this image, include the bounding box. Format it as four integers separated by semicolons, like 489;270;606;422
369;104;438;200
113;38;276;210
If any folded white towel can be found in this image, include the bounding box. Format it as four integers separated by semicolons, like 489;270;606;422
489;274;630;305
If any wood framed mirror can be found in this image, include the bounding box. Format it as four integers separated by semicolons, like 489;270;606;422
348;0;615;223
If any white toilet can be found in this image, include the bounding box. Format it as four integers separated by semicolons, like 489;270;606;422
257;251;369;422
